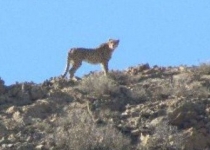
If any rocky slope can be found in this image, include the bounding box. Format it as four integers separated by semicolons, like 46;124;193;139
1;63;210;150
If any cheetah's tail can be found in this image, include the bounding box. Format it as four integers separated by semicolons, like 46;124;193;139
62;51;71;78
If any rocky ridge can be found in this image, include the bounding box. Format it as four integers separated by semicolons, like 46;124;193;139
1;64;210;149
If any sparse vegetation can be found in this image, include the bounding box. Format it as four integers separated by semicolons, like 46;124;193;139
49;109;131;150
196;63;210;75
77;74;120;97
138;120;184;150
1;64;210;149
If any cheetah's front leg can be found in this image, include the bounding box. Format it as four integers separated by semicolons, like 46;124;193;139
101;61;109;76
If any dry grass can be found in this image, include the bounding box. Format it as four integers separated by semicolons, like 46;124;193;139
77;74;120;97
139;120;184;150
48;108;131;150
2;64;210;149
196;63;210;75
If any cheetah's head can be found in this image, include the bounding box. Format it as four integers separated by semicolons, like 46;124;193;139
108;39;120;50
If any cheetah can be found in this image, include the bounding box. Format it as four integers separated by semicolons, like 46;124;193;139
62;39;120;80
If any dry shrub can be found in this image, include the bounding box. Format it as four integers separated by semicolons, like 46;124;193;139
50;109;131;150
108;70;135;85
129;86;149;102
150;120;184;149
171;80;210;98
192;63;210;81
196;63;210;75
139;120;184;150
77;74;120;97
0;77;5;94
130;79;173;102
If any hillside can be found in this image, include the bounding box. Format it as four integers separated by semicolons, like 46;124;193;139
1;63;210;150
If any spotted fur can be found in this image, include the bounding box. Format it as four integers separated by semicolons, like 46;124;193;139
62;39;120;80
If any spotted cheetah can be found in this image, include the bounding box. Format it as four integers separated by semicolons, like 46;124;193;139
62;39;120;80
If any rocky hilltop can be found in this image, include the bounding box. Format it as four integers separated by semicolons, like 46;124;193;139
1;63;210;150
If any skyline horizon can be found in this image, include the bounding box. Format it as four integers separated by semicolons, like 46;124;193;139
1;1;210;85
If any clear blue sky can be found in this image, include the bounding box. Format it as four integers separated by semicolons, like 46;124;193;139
1;1;210;85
